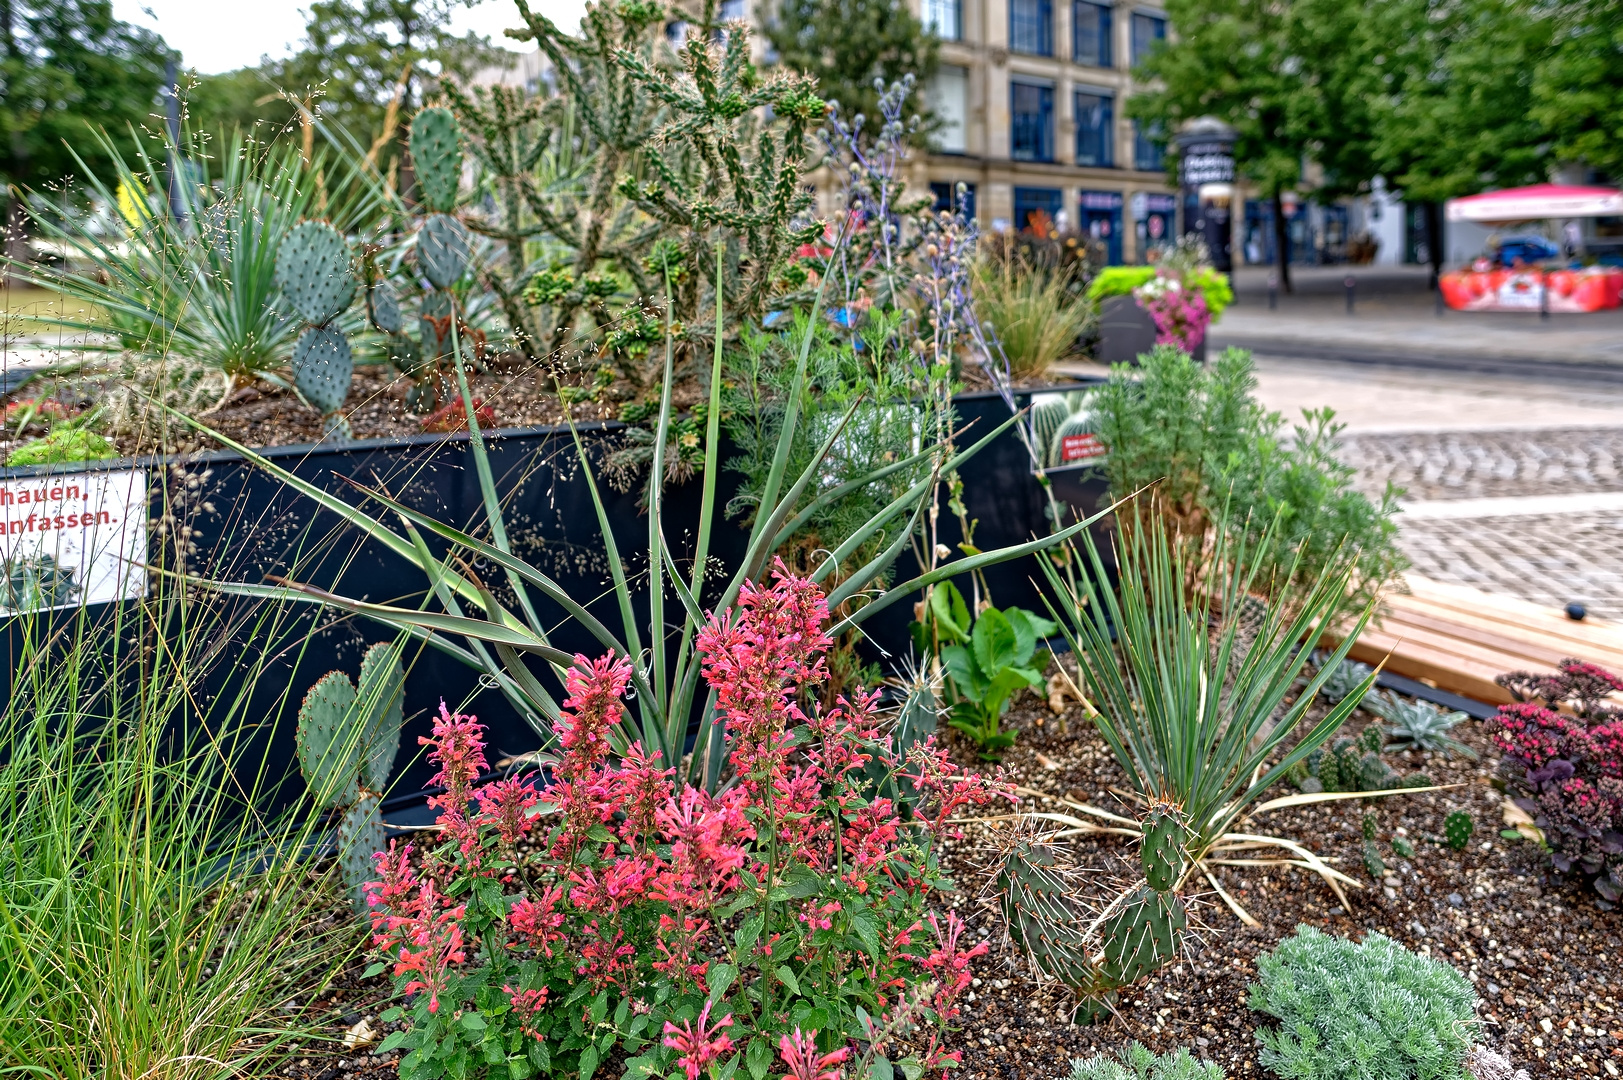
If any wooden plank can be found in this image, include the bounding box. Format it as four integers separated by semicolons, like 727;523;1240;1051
1328;576;1623;705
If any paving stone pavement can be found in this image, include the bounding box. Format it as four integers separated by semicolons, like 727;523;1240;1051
1341;426;1623;501
1397;510;1623;621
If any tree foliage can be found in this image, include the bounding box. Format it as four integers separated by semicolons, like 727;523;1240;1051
763;0;938;130
1532;0;1623;183
0;0;171;201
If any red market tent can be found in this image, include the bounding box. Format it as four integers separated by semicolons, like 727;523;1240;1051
1446;183;1623;224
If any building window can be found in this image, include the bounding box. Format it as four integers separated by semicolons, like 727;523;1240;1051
1131;11;1166;66
1014;186;1064;235
1074;89;1114;167
1133;119;1164;171
1072;1;1112;68
1010;81;1054;162
1010;0;1053;56
927;66;969;153
924;0;960;41
930;181;977;219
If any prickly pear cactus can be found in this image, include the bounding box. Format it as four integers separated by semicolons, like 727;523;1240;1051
1444;810;1474;850
1098;885;1187;986
419;213;471;289
293;642;405;914
367;277;404;335
1139;802;1189;892
275;221;356;326
1363;839;1386;878
409;106;464;214
292;326;353;418
1358;750;1401;792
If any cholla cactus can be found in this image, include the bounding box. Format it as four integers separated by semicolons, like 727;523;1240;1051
296;642;405;911
274;220;357;438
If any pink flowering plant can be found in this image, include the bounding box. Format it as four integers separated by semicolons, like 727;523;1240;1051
1490;658;1623;904
365;565;1013;1079
1132;273;1211;353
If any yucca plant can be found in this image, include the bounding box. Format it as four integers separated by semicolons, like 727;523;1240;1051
1035;504;1435;922
185;247;1108;789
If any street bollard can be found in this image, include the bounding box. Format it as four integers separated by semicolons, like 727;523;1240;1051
1540;268;1550;320
1436;287;1445;317
1345;275;1356;315
1268;274;1278;310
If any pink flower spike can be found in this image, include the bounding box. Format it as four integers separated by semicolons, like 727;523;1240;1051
662;1000;735;1080
777;1028;848;1080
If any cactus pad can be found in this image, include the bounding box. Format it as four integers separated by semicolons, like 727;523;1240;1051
296;670;362;808
997;839;1095;986
1139;803;1189;892
418;213;470;289
337;794;388;913
418;289;457;362
356;642;404;793
1391;835;1415;859
1444;810;1474;850
292;326;353;416
1099;886;1186;986
1362;838;1386;878
276;221;355;326
367;278;404;335
1359;724;1385;754
409;106;464;213
1359;751;1401;792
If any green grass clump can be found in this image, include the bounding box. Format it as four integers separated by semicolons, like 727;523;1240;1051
1066;1042;1224;1079
1249;926;1478;1080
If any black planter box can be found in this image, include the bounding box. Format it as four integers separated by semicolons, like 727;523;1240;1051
1;384;1110;808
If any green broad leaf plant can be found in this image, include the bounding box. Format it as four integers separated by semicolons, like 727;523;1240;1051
930;581;1056;759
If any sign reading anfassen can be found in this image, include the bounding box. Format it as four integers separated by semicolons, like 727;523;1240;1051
0;469;147;614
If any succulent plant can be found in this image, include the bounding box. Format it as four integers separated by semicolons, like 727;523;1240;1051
998;808;1189;1022
1296;731;1429;795
295;641;405;911
359;108;481;415
1391;835;1415;859
1366;691;1478;759
408;105;464;214
1316;655;1379;708
1444;810;1475;851
275;220;358;438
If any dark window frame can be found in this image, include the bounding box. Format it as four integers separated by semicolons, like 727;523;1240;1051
1074;89;1115;167
924;0;962;41
1130;11;1167;66
1010;0;1054;56
1010;80;1056;163
1072;0;1113;68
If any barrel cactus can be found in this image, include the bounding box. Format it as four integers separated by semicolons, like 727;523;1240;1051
295;641;405;912
275;220;357;439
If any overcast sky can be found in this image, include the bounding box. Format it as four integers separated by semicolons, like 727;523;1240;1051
110;0;587;75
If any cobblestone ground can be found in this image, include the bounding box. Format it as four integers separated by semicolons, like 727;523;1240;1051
1399;510;1623;620
1340;426;1623;501
1338;427;1623;619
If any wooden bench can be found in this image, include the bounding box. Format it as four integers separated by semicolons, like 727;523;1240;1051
1336;576;1623;705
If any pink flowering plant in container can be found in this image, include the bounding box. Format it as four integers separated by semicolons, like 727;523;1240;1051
1131;275;1211;354
1490;658;1623;904
365;565;1014;1079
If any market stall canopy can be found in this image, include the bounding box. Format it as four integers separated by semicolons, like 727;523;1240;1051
1446;183;1623;223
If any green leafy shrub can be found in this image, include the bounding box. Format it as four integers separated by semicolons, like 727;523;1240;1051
7;428;117;466
1249;926;1479;1080
1086;265;1157;302
931;580;1056;758
1091;345;1406;619
1066;1042;1224;1080
1186;266;1234;318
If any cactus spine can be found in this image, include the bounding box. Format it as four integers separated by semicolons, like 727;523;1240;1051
359;106;474;414
275;220;357;439
295;642;405;911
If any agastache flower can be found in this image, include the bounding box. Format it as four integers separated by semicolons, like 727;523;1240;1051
504;984;550;1038
916;911;986;1016
777;1028;848;1080
662;1000;735;1080
421;703;487;842
372;875;467;1013
508;885;567;957
904;735;1017;838
474;775;541;847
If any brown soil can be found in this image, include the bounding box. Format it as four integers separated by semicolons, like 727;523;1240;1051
272;684;1622;1080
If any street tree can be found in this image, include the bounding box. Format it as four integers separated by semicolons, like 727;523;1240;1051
0;0;172;264
1532;0;1623;183
764;0;938;135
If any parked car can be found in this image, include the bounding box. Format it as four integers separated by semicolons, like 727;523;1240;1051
1492;233;1561;267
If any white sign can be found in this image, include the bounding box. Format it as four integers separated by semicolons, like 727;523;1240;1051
0;469;147;614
